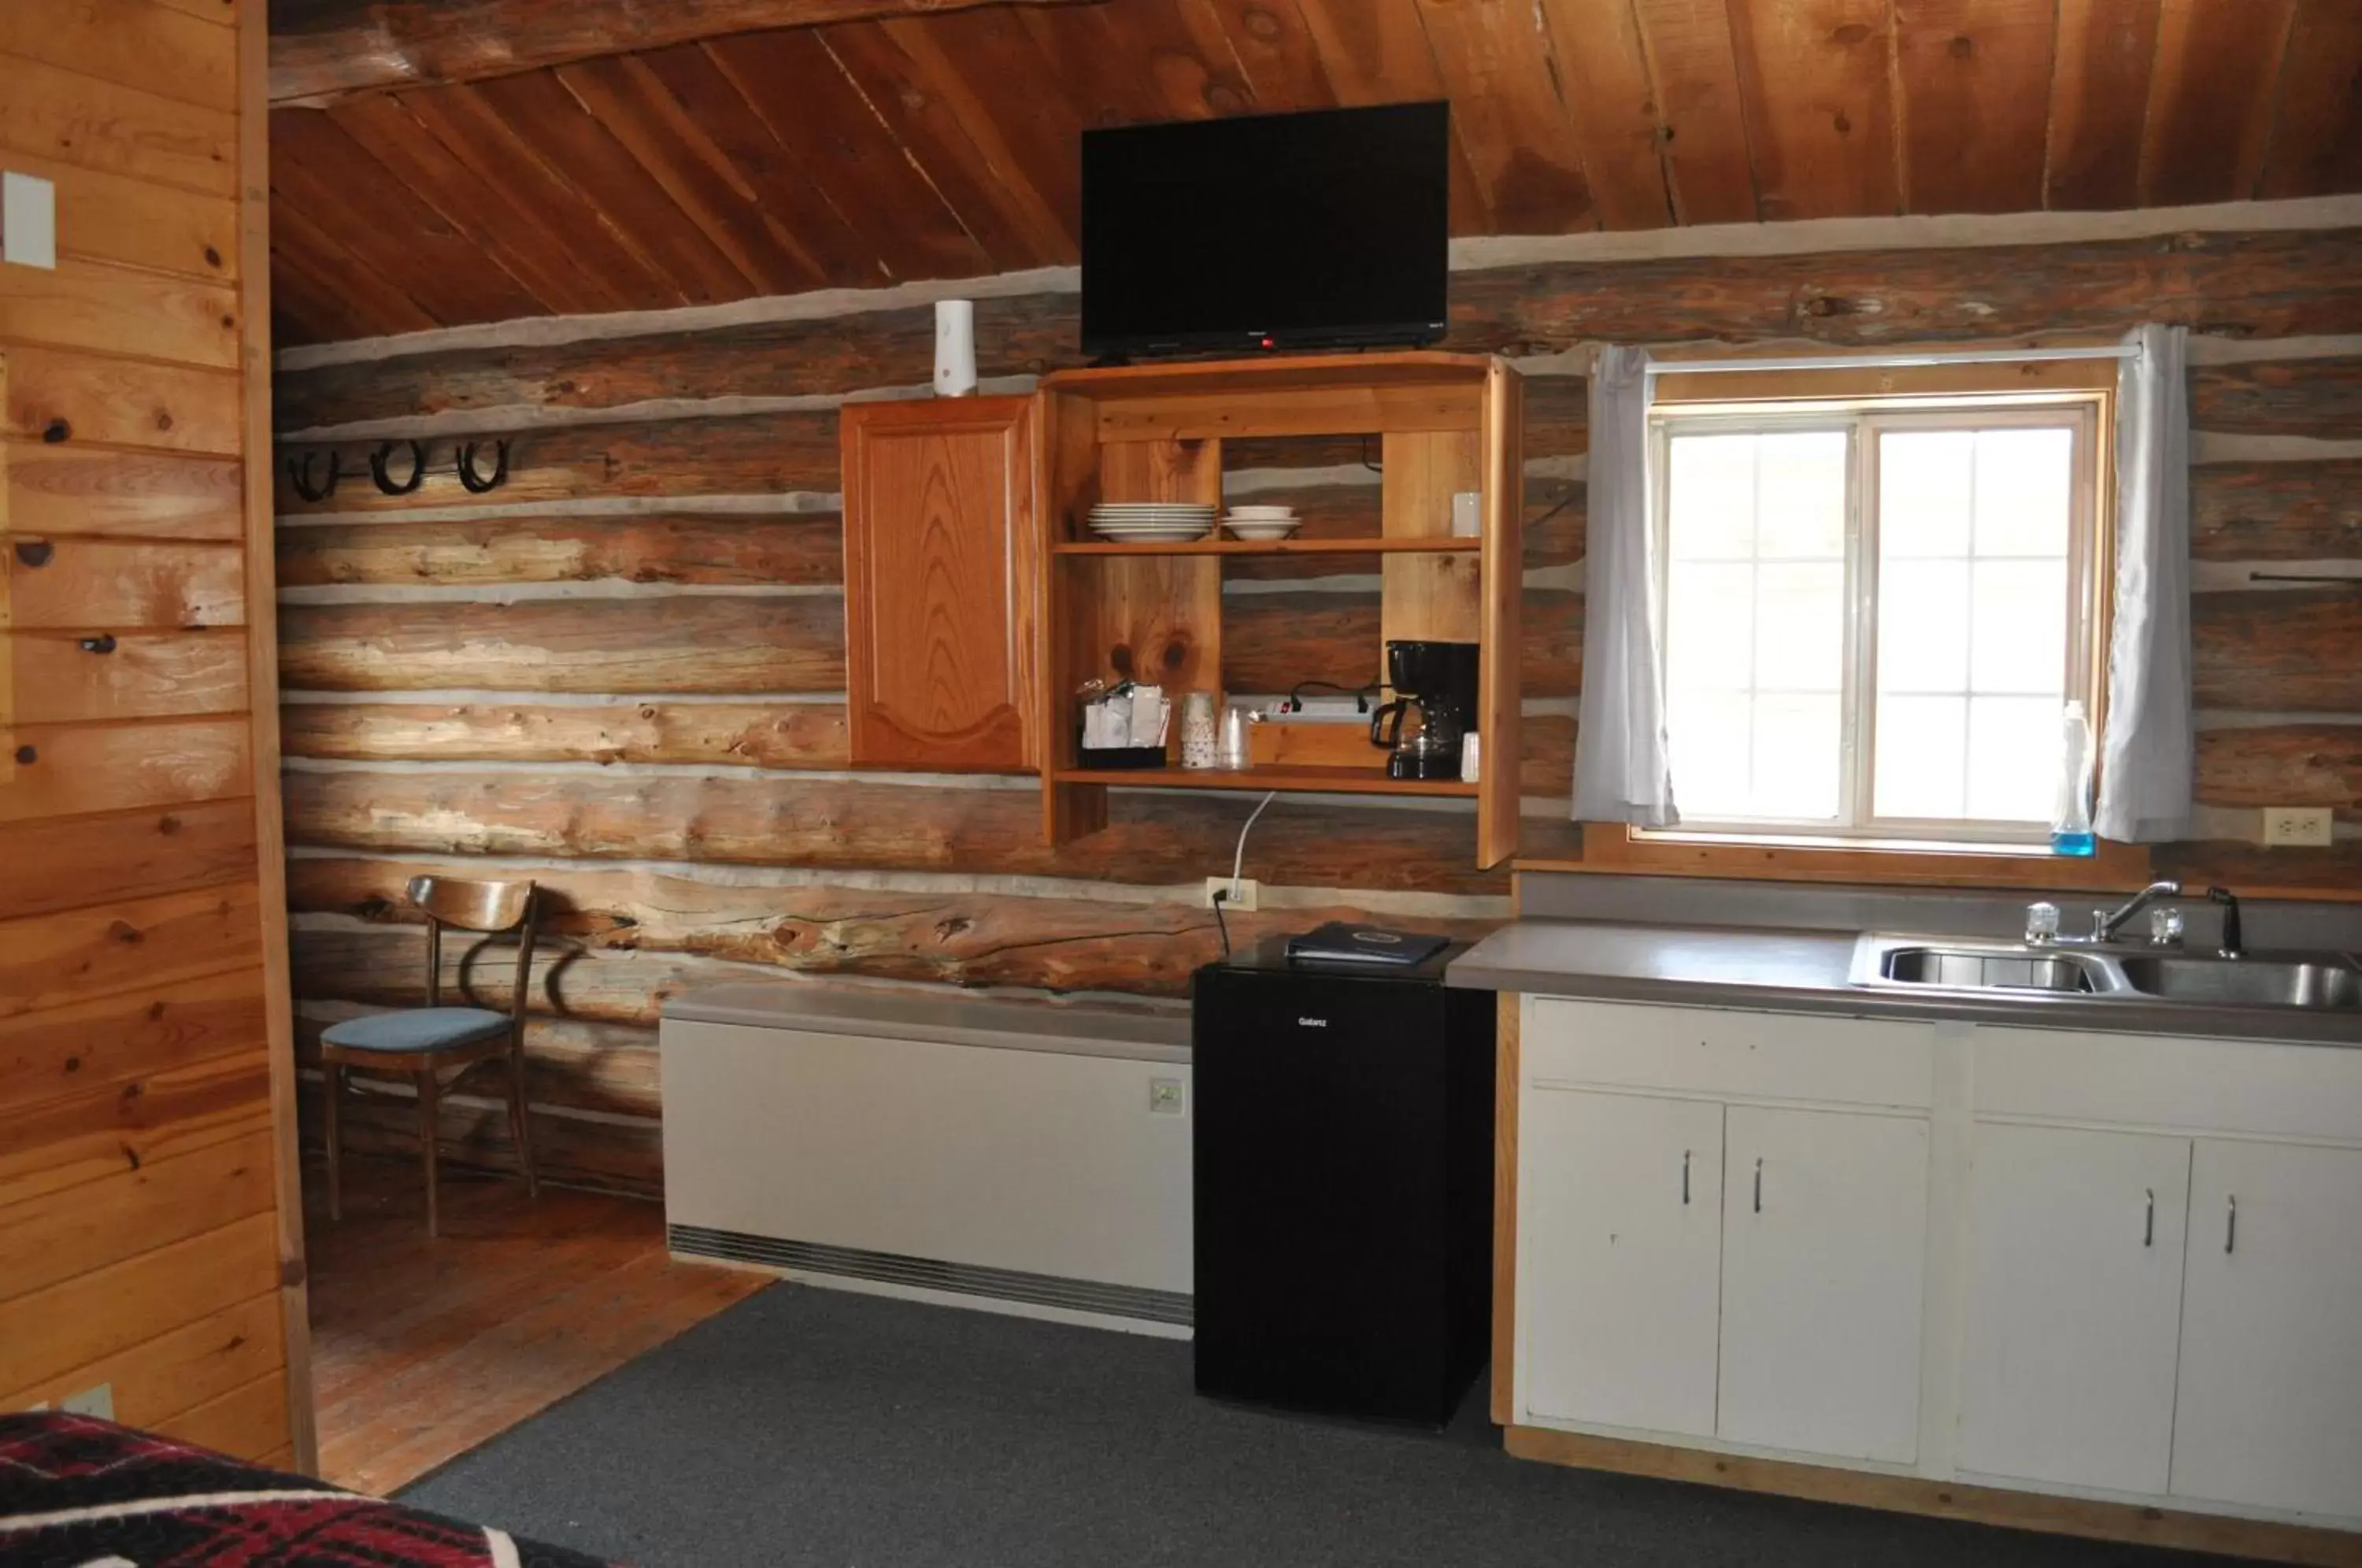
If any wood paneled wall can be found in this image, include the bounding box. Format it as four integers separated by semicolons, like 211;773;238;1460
272;220;2362;1200
1;0;309;1470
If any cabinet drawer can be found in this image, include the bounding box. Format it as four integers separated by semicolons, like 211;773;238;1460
1526;997;1934;1109
1975;1027;2362;1142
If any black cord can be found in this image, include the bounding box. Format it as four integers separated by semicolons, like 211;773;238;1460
1211;889;1232;959
1527;483;1579;531
1360;435;1383;475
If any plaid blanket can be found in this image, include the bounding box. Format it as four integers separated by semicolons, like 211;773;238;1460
0;1415;613;1567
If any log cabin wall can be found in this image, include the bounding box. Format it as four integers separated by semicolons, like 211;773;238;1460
272;212;2362;1199
1;0;310;1467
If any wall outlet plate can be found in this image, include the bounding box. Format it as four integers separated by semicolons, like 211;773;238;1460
61;1383;113;1419
1149;1078;1185;1115
2261;806;2334;847
2;172;57;271
1206;876;1258;912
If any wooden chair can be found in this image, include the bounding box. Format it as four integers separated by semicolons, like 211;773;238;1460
320;875;540;1236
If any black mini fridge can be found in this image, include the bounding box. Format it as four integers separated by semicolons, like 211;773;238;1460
1190;939;1495;1426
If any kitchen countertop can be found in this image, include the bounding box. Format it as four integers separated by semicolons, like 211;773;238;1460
1446;919;2362;1048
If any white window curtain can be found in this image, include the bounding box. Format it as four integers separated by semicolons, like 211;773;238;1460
2095;324;2196;843
1571;346;1677;826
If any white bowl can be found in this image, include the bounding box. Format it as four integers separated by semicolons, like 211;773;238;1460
1223;505;1298;520
1224;520;1302;541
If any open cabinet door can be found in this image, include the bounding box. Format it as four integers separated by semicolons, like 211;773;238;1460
1476;358;1523;867
1;353;13;790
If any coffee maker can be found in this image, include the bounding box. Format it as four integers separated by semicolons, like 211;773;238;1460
1369;639;1480;781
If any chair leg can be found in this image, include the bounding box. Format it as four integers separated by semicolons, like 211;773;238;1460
323;1063;343;1222
417;1067;441;1238
507;1043;539;1200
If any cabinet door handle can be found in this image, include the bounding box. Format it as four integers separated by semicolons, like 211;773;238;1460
2225;1194;2237;1256
2144;1188;2155;1248
1753;1156;1764;1215
1681;1149;1690;1206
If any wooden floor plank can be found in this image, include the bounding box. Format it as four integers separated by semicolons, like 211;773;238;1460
305;1156;765;1496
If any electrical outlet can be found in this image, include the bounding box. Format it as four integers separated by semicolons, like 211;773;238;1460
1205;876;1258;912
61;1383;113;1420
2262;806;2334;847
1149;1078;1186;1116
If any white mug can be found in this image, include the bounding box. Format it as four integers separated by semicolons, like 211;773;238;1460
934;299;977;398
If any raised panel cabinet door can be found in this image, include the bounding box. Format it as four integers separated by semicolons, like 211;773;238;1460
1520;1088;1723;1437
842;397;1038;770
2172;1138;2362;1519
1957;1122;2191;1495
1718;1105;1929;1463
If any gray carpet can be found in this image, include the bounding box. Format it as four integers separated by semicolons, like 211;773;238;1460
402;1282;2238;1568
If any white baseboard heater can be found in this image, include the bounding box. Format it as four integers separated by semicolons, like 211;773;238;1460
661;983;1193;1335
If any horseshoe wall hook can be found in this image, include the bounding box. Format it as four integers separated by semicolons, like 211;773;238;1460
370;439;430;496
289;450;343;504
456;439;510;494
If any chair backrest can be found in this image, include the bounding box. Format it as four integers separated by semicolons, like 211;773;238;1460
406;875;533;933
405;875;538;1018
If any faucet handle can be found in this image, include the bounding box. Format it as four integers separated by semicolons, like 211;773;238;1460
2149;906;2185;946
2024;901;2060;945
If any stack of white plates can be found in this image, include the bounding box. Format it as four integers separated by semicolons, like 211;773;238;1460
1088;501;1217;542
1222;504;1301;542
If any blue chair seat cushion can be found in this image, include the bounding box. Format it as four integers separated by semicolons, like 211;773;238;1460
320;1007;513;1054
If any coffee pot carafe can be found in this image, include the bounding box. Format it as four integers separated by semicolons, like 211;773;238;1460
1369;639;1479;782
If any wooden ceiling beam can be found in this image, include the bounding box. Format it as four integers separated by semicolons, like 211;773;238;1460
267;0;1102;103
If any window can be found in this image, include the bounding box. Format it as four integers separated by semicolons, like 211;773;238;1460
1649;375;2107;846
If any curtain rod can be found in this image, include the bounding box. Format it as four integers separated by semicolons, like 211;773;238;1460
1647;345;2138;375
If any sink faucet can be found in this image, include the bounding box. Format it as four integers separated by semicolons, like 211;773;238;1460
2208;886;2245;960
2090;880;2182;945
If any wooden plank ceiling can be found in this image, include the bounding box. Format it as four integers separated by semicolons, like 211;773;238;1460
266;0;2362;347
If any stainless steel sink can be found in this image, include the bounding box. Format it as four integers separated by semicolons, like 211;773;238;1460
1878;944;2112;994
2117;955;2362;1011
1851;932;2362;1013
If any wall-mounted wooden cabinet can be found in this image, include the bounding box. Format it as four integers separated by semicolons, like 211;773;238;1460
841;396;1039;771
1035;352;1524;868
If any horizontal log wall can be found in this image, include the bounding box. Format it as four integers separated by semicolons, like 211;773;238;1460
274;225;2362;1197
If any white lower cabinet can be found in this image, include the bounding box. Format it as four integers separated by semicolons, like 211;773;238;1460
1957;1122;2190;1495
1522;1089;1723;1436
2171;1138;2362;1519
1718;1106;1929;1463
1516;997;2362;1538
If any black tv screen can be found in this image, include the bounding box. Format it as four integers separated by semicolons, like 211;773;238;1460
1080;102;1450;359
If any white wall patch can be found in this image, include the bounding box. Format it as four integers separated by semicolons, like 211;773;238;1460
3;172;57;270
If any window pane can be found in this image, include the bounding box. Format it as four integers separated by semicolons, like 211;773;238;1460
1970;560;2068;695
1662;429;1849;824
1757;431;1848;558
1974;428;2074;557
1875;695;1967;819
1968;697;2060;822
1877;560;1969;693
1879;431;1972;557
1668;435;1757;559
1666;562;1754;691
1667;690;1753;818
1752;695;1841;819
1872;420;2078;832
1757;563;1844;693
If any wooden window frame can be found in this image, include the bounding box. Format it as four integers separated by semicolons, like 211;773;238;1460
1561;357;2149;890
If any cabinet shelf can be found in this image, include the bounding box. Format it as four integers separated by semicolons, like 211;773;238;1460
1051;764;1479;797
1053;536;1484;557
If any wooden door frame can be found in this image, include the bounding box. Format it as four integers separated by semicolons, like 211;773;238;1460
239;0;318;1475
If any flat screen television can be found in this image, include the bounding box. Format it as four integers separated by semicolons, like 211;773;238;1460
1079;102;1450;360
